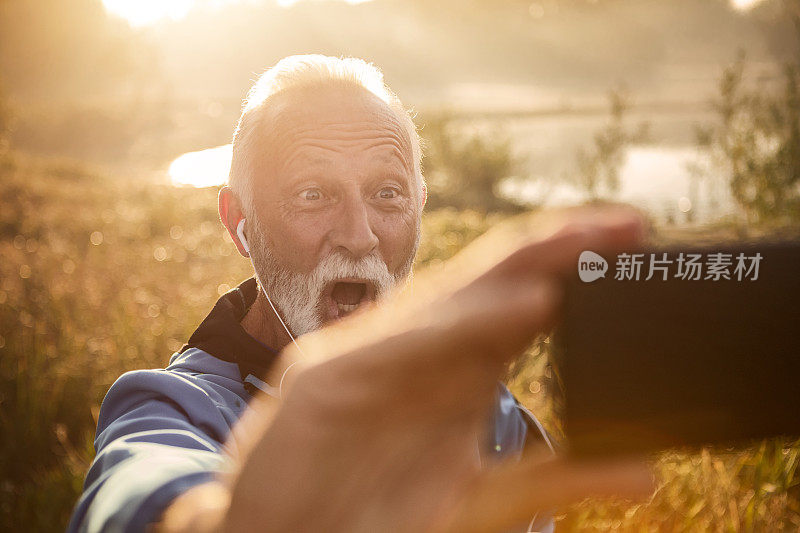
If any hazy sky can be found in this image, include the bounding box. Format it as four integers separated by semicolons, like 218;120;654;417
1;0;793;109
100;0;766;28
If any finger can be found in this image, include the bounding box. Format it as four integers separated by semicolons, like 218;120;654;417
432;277;560;365
427;210;645;365
277;280;551;441
494;208;646;280
439;454;654;533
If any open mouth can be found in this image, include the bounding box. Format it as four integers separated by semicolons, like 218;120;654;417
323;279;377;320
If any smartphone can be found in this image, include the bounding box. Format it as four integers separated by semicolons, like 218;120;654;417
552;239;800;457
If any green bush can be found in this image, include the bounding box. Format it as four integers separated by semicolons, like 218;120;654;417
420;113;529;213
695;50;800;228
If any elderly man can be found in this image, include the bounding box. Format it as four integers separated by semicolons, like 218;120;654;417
68;55;650;533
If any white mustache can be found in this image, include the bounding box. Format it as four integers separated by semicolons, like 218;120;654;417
260;250;397;337
310;251;395;297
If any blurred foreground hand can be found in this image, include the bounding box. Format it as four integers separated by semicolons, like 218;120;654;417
160;208;654;533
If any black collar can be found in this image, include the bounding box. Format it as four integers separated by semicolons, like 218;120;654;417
181;277;280;382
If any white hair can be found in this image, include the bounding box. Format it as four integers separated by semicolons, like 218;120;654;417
228;54;423;216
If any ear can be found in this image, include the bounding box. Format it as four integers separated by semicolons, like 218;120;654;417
219;186;250;257
420;179;428;209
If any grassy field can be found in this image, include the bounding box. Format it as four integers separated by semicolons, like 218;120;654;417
1;150;799;531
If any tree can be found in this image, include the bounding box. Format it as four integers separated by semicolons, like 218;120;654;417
695;44;800;226
574;89;648;201
421;114;528;213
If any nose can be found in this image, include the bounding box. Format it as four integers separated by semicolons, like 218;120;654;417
330;196;379;259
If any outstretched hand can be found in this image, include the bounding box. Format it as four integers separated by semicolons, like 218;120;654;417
163;208;654;533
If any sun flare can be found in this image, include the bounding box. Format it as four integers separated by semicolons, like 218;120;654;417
101;0;195;27
730;0;764;11
102;0;375;27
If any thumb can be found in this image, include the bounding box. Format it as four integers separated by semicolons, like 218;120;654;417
437;454;654;533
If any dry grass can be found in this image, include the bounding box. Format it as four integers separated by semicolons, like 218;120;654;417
1;151;798;531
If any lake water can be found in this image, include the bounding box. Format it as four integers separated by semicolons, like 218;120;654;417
168;109;733;223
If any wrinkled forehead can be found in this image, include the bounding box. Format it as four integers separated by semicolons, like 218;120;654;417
254;85;416;179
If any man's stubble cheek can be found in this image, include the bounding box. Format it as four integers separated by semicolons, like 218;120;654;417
268;216;325;274
388;208;422;281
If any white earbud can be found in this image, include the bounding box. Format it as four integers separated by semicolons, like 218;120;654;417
235;216;307;382
236;218;250;254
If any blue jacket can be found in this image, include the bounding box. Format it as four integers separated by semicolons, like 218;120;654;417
67;279;554;532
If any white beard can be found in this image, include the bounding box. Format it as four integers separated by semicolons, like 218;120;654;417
247;214;416;336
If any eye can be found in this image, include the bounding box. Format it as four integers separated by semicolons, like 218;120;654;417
299;188;323;201
377;186;399;200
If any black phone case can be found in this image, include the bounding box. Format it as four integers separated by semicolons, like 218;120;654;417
553;240;800;457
